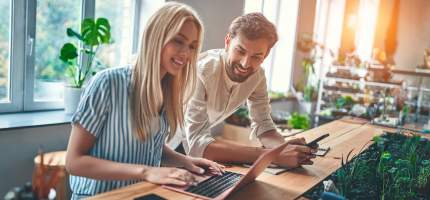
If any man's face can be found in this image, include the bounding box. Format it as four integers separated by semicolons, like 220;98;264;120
224;33;270;83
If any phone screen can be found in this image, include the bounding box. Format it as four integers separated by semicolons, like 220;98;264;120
306;133;329;148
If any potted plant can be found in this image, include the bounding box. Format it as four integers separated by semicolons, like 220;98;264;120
288;112;311;130
59;17;112;114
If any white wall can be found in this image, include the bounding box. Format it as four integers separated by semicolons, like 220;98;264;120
170;0;244;51
395;0;430;69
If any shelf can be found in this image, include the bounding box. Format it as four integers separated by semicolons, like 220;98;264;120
324;76;402;88
322;89;373;100
316;65;430;126
392;68;430;77
323;85;360;93
326;73;361;80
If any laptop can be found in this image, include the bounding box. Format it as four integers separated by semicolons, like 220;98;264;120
163;142;288;200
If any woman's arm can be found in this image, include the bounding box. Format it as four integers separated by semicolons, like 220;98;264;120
65;123;197;185
66;123;148;180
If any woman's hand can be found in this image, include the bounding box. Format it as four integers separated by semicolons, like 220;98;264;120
142;166;198;186
182;157;224;176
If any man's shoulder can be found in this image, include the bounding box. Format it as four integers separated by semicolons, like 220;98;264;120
197;49;224;79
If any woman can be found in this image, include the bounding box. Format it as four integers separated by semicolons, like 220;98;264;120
65;2;222;199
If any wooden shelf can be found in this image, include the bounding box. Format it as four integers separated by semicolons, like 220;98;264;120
392;68;430;77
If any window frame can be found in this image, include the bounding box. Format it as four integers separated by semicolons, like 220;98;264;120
1;0;24;113
0;0;143;113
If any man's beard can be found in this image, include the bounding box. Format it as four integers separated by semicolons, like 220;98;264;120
225;62;253;83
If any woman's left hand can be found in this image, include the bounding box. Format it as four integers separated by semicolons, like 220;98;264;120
182;157;224;176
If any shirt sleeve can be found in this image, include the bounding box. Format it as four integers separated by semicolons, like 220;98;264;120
184;78;215;157
247;75;277;138
71;71;111;138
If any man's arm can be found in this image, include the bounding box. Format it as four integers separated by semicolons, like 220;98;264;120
258;129;285;148
245;75;315;167
203;136;314;168
203;139;265;164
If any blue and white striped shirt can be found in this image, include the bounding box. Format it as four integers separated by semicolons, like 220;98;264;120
70;67;168;199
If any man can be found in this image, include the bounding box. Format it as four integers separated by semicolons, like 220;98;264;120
184;13;316;168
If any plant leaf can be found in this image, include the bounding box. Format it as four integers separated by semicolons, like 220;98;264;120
96;18;111;44
81;18;111;46
59;43;78;62
66;28;83;41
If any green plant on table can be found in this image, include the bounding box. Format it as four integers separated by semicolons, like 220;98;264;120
288;112;310;130
59;17;112;88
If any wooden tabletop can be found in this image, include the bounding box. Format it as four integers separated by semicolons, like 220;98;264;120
87;118;427;200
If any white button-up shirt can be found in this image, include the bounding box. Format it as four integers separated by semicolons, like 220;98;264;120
185;49;276;157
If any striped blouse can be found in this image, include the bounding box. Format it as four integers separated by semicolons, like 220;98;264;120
70;67;168;199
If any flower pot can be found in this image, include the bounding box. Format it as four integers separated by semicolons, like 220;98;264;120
63;86;83;114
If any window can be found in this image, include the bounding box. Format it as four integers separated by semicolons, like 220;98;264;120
0;0;158;113
0;0;11;103
244;0;300;93
33;1;81;103
96;0;134;67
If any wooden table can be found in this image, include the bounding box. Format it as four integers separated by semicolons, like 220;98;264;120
87;118;429;200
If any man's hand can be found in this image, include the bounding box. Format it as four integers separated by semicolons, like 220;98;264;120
273;138;316;168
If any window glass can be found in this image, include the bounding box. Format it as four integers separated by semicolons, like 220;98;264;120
96;0;134;68
34;1;81;101
0;0;11;103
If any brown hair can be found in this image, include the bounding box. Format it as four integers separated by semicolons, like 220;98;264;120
228;12;278;48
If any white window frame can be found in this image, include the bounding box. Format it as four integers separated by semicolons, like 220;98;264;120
0;0;148;113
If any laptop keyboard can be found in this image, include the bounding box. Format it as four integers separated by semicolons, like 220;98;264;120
185;171;243;198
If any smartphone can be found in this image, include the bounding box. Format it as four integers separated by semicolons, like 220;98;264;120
134;193;167;200
306;133;329;148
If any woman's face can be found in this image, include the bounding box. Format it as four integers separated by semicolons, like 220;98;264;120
160;20;199;77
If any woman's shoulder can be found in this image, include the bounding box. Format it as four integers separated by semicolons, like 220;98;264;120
92;66;132;82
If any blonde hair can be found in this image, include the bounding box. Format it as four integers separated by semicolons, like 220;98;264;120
131;2;203;141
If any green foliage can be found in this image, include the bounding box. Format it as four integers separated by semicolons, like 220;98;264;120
402;104;410;115
417;160;430;187
337;153;371;197
303;85;315;102
34;1;81;82
307;133;430;199
301;57;315;76
335;96;354;109
288;112;310;130
59;17;112;88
